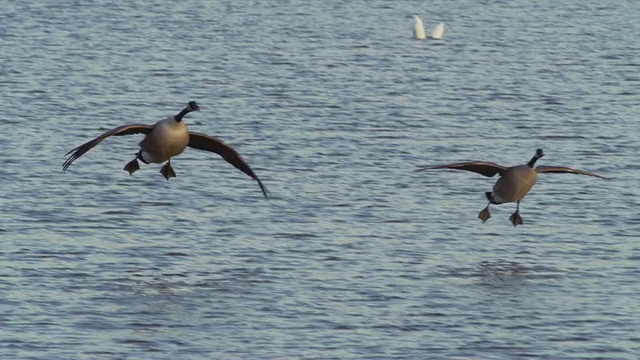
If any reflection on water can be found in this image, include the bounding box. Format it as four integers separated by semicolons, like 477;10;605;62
480;260;530;276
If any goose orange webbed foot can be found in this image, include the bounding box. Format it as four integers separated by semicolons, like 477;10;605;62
509;211;523;227
124;159;140;175
160;163;176;180
478;206;491;223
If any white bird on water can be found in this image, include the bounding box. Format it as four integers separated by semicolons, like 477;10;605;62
431;22;445;40
413;15;426;40
413;15;445;40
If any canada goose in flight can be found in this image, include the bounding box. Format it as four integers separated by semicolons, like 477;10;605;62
63;101;268;198
417;149;605;226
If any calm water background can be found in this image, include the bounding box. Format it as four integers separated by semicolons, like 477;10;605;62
1;0;638;359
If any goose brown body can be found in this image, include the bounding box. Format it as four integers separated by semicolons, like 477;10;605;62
138;117;189;164
490;165;537;204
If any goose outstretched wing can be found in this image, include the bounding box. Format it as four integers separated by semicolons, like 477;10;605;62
63;124;154;171
188;131;268;198
536;165;606;179
417;161;509;177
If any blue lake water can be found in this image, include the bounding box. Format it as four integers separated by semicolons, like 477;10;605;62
1;0;639;358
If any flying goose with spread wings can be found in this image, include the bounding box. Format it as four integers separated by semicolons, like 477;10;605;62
417;149;605;226
63;101;268;198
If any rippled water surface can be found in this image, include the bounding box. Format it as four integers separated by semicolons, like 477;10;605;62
1;0;639;359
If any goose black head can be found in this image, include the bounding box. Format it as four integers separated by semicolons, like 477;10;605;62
174;101;200;122
528;149;544;167
187;101;200;112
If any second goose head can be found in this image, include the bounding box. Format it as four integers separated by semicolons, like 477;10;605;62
174;101;200;122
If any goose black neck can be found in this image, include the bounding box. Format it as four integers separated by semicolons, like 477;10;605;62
527;155;541;168
173;107;192;122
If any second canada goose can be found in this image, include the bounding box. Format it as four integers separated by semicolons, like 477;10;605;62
63;101;268;198
417;149;605;226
